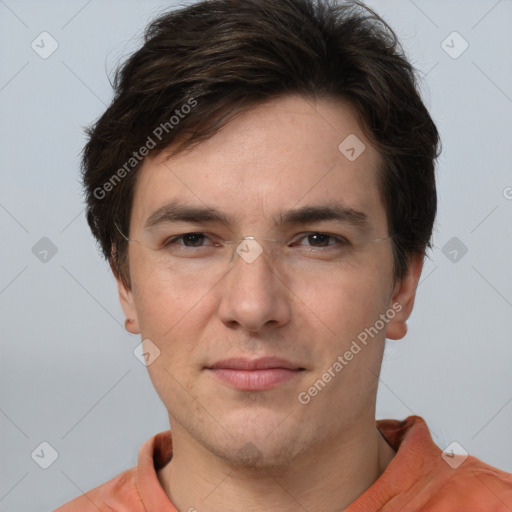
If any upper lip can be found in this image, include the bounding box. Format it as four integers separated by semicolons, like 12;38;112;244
207;357;304;371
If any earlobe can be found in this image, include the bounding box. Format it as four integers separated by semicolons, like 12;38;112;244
124;318;138;333
385;252;424;341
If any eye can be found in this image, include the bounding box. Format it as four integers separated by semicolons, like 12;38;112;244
293;232;350;248
165;233;216;248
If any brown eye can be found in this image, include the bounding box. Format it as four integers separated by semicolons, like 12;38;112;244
164;233;212;248
180;233;207;247
294;232;350;248
306;233;331;247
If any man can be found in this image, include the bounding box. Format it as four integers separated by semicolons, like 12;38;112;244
55;0;512;510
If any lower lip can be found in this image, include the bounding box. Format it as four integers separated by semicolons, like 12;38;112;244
207;368;302;391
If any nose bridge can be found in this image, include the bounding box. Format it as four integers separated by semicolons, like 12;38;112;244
228;236;279;265
218;236;290;331
227;236;283;294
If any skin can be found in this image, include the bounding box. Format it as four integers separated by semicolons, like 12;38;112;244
116;94;423;511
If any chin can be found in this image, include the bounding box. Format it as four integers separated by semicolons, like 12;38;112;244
211;436;303;469
203;413;311;469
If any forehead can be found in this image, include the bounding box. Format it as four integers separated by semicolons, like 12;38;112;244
130;95;386;232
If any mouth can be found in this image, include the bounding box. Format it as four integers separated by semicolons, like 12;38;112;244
205;357;306;391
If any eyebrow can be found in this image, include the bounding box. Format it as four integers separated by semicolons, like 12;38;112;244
144;201;370;231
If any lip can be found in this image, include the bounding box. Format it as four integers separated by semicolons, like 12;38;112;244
206;357;305;391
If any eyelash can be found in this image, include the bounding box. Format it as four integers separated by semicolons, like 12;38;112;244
163;232;351;250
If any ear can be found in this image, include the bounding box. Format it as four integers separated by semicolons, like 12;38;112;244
110;251;140;335
116;275;140;334
385;252;424;340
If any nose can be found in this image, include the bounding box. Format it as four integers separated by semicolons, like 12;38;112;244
216;242;292;333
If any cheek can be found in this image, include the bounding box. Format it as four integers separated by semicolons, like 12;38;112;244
129;252;220;366
134;276;206;394
292;269;392;376
130;250;206;334
297;259;389;330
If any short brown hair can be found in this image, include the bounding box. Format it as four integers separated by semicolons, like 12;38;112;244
82;0;440;288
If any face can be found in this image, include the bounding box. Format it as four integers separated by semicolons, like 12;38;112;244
117;95;422;467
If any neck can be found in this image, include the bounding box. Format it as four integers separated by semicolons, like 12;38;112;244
157;420;396;512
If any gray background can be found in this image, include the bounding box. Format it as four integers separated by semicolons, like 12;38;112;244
0;0;511;510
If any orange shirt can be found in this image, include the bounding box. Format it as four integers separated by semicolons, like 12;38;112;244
54;415;512;511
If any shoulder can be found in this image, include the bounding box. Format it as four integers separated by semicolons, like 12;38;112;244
53;466;141;512
53;430;173;512
375;416;512;511
425;455;512;511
